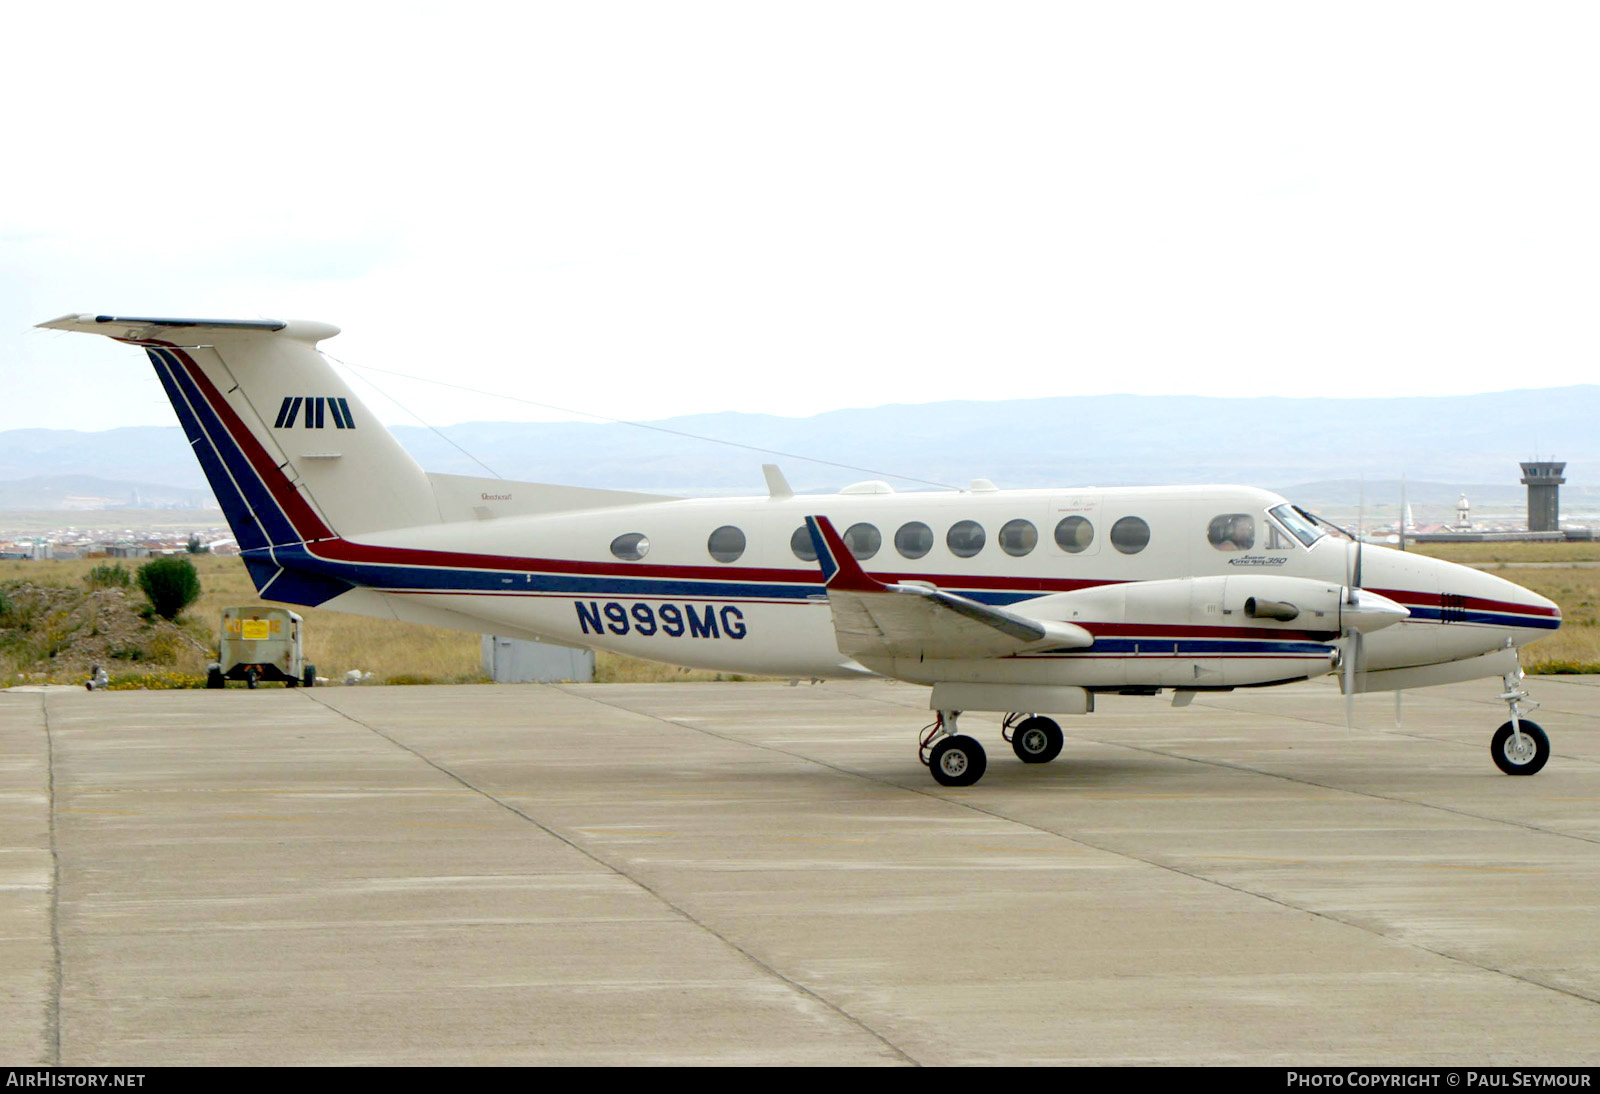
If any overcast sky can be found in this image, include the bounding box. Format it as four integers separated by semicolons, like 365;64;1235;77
6;2;1598;433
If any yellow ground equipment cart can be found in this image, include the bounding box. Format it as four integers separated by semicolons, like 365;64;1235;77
209;607;316;688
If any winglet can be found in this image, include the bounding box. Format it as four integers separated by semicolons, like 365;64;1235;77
804;516;888;592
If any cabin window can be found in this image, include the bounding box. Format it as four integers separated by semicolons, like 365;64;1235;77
895;521;933;559
610;533;650;561
999;519;1037;557
1110;516;1150;554
844;522;882;560
790;526;817;562
947;520;986;558
1054;516;1093;553
1207;514;1255;552
707;525;746;563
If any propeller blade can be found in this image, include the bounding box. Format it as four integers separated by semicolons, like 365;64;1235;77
1343;630;1363;732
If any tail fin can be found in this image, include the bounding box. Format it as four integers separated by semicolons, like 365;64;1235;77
37;315;440;549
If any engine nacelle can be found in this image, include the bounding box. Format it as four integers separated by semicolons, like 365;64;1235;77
1024;574;1349;635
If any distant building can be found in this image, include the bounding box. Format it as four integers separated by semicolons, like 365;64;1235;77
1519;461;1566;532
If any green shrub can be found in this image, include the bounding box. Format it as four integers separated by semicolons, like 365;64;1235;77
85;564;132;589
136;557;202;621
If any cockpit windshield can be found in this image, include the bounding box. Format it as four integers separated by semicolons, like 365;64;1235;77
1268;504;1331;548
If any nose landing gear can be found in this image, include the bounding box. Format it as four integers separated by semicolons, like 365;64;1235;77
1491;669;1550;775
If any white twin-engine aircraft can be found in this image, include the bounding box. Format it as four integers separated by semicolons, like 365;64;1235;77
42;314;1563;785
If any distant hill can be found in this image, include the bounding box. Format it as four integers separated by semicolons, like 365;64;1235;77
2;387;1596;522
0;474;213;511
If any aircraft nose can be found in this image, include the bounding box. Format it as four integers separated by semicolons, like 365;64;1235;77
1439;559;1562;649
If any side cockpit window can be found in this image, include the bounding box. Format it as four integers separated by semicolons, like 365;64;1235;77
1207;513;1255;552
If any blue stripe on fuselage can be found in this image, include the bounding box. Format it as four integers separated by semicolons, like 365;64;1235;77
1398;605;1561;630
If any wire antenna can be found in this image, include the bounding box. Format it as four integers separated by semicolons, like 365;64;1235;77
324;355;961;491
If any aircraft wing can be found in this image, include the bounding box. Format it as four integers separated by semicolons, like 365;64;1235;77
804;516;1093;660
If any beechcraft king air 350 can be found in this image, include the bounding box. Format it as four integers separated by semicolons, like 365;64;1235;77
40;314;1564;785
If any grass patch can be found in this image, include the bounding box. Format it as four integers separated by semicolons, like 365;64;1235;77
1;556;758;686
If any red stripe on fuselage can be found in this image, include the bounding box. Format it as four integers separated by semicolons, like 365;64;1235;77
1369;586;1560;619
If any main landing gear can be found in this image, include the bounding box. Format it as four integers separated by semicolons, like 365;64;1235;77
919;711;1066;787
1491;669;1550;776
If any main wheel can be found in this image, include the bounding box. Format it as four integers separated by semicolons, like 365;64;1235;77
206;667;225;690
1491;720;1550;775
1011;716;1064;764
928;735;987;787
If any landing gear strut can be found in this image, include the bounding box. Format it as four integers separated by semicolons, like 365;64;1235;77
920;711;987;787
1491;668;1550;775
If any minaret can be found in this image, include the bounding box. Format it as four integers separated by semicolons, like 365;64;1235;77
1519;461;1565;532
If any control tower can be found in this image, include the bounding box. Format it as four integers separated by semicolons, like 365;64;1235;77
1519;461;1566;532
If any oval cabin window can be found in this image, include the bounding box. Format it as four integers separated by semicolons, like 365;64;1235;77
790;525;817;562
1054;516;1093;553
895;521;934;559
999;519;1037;557
1110;516;1151;555
707;525;746;563
947;520;986;558
610;533;650;561
843;523;882;560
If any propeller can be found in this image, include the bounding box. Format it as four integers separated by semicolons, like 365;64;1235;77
1395;474;1407;728
1342;488;1366;730
1335;501;1411;728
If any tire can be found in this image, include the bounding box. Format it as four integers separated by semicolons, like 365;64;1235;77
1011;716;1064;764
1491;720;1549;775
206;667;225;690
929;735;987;787
303;665;316;688
245;668;258;690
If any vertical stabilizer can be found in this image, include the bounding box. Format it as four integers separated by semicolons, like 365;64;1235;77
38;315;441;547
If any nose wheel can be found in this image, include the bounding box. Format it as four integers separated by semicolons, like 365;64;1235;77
1492;669;1550;775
